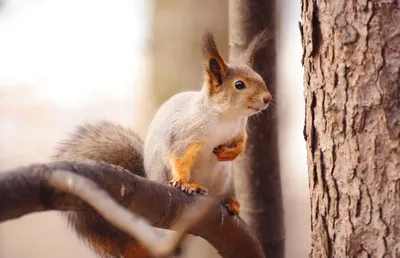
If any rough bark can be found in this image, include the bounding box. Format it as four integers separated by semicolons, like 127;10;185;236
229;0;284;257
0;161;265;258
300;0;400;257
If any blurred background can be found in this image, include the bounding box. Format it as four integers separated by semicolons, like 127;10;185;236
0;0;309;257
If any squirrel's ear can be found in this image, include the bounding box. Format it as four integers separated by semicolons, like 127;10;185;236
241;29;270;68
202;31;228;88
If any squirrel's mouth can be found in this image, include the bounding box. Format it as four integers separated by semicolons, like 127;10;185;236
247;106;261;112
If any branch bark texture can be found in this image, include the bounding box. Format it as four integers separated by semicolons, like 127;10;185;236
47;169;217;258
0;161;265;258
229;0;284;257
300;0;400;257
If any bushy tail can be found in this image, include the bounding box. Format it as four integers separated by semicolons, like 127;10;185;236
54;120;146;177
53;120;148;257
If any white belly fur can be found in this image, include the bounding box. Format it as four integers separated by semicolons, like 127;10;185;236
191;119;242;196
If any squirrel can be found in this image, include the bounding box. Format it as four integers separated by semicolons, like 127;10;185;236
53;30;271;258
144;31;271;214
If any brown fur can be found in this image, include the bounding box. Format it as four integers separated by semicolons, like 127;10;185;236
55;120;145;177
54;121;148;258
202;31;228;95
240;29;271;67
121;243;152;258
201;31;272;117
65;211;148;258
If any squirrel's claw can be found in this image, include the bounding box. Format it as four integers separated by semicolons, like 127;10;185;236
193;184;208;195
169;178;208;196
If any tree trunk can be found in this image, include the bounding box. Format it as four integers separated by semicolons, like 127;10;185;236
229;1;284;257
300;1;400;257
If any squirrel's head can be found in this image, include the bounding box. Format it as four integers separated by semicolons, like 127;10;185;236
202;30;272;118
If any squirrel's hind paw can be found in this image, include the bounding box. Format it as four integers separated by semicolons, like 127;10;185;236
169;178;208;195
223;197;240;216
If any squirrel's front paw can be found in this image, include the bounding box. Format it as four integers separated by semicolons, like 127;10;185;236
223;197;240;216
213;144;241;161
169;178;208;195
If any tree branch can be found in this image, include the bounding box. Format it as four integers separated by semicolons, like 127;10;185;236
47;169;217;258
0;161;265;258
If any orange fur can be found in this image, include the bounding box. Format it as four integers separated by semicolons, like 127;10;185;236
122;242;151;258
224;197;241;215
213;130;247;161
169;141;207;194
84;235;118;257
83;235;149;258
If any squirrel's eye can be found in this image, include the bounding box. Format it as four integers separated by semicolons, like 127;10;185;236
235;80;246;90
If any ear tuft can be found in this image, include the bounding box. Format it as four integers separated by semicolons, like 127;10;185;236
241;29;271;68
209;58;223;85
202;30;228;90
202;31;218;58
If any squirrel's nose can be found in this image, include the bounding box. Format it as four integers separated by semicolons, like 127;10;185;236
263;93;272;104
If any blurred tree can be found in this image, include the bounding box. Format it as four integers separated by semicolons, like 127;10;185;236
136;0;229;138
229;1;284;258
150;0;228;106
300;0;400;257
